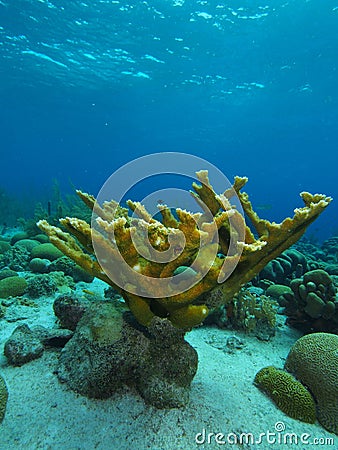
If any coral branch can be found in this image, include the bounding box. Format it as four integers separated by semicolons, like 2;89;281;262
37;172;332;329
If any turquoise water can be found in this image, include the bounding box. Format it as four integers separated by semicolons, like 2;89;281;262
0;0;337;237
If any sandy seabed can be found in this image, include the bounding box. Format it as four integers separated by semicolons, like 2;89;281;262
0;283;336;450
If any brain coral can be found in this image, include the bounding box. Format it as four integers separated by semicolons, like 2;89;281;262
0;276;27;298
254;366;316;423
285;332;338;435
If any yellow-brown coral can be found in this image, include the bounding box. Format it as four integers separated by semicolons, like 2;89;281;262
285;332;338;434
37;171;331;329
254;366;316;423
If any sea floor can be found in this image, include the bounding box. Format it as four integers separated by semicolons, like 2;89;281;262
0;280;336;450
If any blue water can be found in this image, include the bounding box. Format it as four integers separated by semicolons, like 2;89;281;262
0;0;337;239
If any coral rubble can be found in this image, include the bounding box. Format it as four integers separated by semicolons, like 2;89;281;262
37;171;331;329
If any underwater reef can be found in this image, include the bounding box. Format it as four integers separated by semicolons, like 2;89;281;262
255;332;338;435
31;170;331;408
281;269;338;333
37;171;331;330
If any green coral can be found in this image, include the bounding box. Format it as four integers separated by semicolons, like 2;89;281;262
254;366;316;423
31;243;64;261
285;332;338;434
0;374;8;423
281;269;338;333
0;241;11;254
0;276;27;298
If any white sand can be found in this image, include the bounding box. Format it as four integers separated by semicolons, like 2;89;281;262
0;287;336;450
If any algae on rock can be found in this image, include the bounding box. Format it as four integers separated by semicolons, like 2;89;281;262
57;304;198;408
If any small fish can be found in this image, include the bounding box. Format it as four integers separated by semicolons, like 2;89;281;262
82;289;95;296
255;204;272;211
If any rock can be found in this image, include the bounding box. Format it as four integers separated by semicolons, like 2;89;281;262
137;315;198;408
4;324;44;366
53;293;92;331
57;304;198;408
31;325;73;348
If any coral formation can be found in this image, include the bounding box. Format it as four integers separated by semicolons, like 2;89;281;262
33;234;50;244
257;249;308;285
280;269;338;333
0;269;18;280
29;257;50;273
25;273;57;298
0;374;8;424
0;241;11;254
37;171;331;329
24;271;74;298
0;245;30;271
322;236;338;262
227;289;278;340
206;287;278;340
265;284;293;300
285;332;338;435
0;276;27;298
295;235;338;275
48;256;94;282
31;243;64;261
13;238;40;253
10;232;29;245
254;366;316;423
